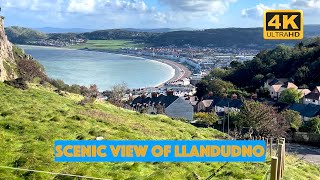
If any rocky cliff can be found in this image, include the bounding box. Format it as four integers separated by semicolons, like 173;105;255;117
0;16;18;81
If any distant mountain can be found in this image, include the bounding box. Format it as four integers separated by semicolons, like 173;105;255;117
34;27;95;33
82;29;157;41
5;25;320;49
147;25;320;49
123;28;196;33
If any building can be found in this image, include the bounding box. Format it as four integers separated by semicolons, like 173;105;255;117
197;99;213;112
288;103;320;121
303;87;320;105
264;78;299;100
130;93;194;120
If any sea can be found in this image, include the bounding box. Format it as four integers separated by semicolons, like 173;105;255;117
19;45;175;91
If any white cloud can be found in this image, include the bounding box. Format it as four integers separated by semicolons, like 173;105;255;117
241;4;272;18
242;0;320;19
159;0;236;15
290;0;320;14
1;0;237;28
67;0;96;13
157;0;237;25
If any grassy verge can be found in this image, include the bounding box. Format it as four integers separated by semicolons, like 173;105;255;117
68;40;145;51
0;82;319;179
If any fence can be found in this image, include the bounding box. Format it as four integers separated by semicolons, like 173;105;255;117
201;136;286;180
261;137;286;180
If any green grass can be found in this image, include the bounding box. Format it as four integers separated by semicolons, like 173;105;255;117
69;40;145;51
0;82;319;179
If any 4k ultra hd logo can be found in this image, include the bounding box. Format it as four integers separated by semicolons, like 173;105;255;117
264;10;303;40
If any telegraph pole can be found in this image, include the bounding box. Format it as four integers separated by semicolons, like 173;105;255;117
227;100;230;136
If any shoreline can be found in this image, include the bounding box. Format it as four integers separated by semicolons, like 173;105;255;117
74;49;192;87
18;44;192;88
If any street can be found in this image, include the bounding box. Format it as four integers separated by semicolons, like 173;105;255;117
287;143;320;165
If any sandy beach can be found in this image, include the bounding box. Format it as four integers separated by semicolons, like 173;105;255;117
154;59;192;86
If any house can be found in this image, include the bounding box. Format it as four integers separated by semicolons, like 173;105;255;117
197;99;213;112
264;78;298;100
185;96;198;112
131;93;194;120
303;87;320;105
298;89;311;97
288;103;320;121
212;97;243;113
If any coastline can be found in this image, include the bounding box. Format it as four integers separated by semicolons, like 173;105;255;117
18;44;192;88
76;49;192;87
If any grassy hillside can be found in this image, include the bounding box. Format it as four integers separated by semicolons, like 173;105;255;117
69;40;145;51
0;83;319;179
5;26;48;44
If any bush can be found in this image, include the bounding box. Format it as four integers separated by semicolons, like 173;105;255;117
194;112;219;127
78;97;95;106
4;78;28;90
281;110;302;132
17;59;47;81
310;117;320;134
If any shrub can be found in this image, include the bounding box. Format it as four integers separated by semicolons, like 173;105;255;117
194;112;219;127
310;117;320;134
281;110;302;132
4;78;28;90
17;59;46;81
78;97;95;106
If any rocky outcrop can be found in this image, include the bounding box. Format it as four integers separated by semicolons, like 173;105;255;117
0;16;18;81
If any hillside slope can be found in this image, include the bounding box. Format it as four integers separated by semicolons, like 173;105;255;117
222;37;320;91
5;26;48;44
6;25;320;49
0;83;320;179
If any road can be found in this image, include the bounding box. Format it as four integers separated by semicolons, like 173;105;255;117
286;143;320;165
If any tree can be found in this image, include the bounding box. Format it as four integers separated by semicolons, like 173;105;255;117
230;61;242;69
279;88;303;104
108;83;128;107
310;117;320;134
251;74;264;87
194;112;219;127
208;68;229;79
236;100;289;137
281;110;302;132
195;81;208;100
207;78;234;95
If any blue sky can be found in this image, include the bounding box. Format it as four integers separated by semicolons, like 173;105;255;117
2;0;320;29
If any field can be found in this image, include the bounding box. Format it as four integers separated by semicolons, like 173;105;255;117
0;82;320;179
69;40;145;51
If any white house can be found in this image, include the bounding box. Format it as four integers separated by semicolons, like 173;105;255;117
264;78;298;100
303;87;320;105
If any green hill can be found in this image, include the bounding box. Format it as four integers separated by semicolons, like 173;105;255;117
5;26;48;44
0;83;320;179
6;25;320;49
203;37;320;92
